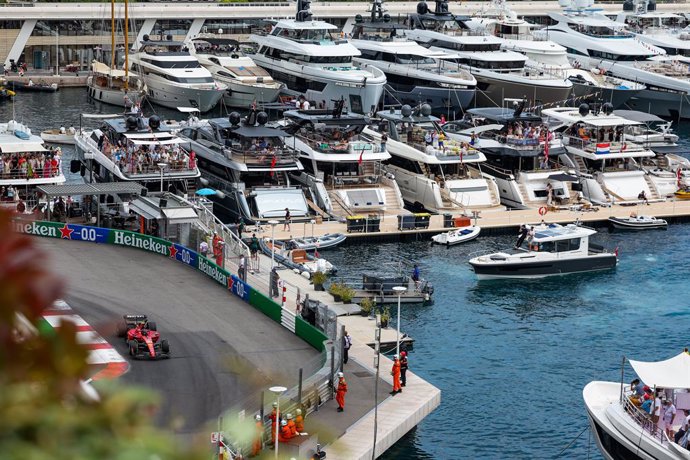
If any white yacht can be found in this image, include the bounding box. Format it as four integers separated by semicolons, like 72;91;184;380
176;109;309;223
249;0;386;115
0;120;66;210
128;34;226;113
584;351;690;460
469;222;617;279
616;0;690;56
279;107;407;219
363;104;504;214
466;0;645;108
542;105;669;204
442;105;573;210
74;113;200;195
542;1;690;119
403;0;573;108
189;35;285;108
348;0;476;116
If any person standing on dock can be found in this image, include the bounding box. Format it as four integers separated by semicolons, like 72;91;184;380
252;414;263;456
343;331;352;364
391;355;402;395
336;372;347;412
284;208;291;231
400;351;408;387
412;264;420;290
238;254;246;282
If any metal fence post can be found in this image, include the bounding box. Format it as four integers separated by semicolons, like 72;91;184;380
329;343;335;392
339;324;345;372
298;368;303;405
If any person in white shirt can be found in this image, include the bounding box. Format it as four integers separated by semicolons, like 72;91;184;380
652;395;662;425
663;400;677;439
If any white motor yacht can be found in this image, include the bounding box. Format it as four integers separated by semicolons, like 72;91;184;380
249;0;386;114
363;104;504;214
542;1;690;119
543;105;669;204
403;0;573;108
189;35;285;108
616;0;690;56
0;120;66;211
348;0;476;116
443;105;574;210
278;107;407;219
584;351;690;460
74;113;200;195
469;222;617;279
128;34;226;113
466;0;645;108
176;109;308;223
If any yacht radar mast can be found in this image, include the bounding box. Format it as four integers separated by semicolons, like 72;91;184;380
295;0;313;22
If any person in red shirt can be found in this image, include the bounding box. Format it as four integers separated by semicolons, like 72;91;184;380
251;414;263;456
335;372;347;412
278;420;292;443
391;355;402;395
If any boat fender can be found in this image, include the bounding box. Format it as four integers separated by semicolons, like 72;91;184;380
301;271;310;279
538;206;548;216
424;293;430;301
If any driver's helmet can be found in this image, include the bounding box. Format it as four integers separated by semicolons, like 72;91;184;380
141;329;148;336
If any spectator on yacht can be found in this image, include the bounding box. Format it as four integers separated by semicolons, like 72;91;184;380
675;409;690;444
664;400;677;439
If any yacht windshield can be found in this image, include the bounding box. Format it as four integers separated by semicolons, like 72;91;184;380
272;27;336;42
395;54;436;65
567;22;633;38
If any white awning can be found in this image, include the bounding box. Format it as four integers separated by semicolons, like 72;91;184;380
629;352;690;389
91;60;126;78
162;207;198;224
0;143;48;153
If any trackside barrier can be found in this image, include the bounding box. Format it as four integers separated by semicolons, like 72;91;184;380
13;219;327;349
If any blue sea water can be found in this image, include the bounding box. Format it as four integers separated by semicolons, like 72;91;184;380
3;89;690;459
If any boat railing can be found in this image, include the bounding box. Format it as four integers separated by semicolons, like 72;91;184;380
0;166;63;180
621;392;667;445
482;163;514;180
224;146;300;166
500;32;547;42
328;173;382;189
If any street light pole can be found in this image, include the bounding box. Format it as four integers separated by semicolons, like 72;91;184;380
268;220;279;270
157;162;167;193
269;385;287;459
55;26;60;76
310;219;315;238
392;286;407;358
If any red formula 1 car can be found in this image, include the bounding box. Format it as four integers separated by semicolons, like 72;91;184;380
116;314;170;360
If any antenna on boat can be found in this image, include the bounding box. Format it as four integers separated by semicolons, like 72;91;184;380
295;0;312;22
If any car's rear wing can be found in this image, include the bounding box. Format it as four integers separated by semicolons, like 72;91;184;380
123;314;148;323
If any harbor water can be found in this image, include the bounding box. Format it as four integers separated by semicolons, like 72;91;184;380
4;89;690;459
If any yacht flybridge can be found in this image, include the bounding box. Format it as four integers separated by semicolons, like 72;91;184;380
176;109;308;223
543;0;690;119
249;0;386;114
128;35;226;112
363;104;503;214
466;0;645;109
403;0;572;108
616;0;690;56
189;36;285;108
584;351;690;460
348;0;476;115
279;107;407;218
542;105;666;204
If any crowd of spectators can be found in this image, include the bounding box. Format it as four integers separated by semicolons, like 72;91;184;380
99;136;195;175
1;150;62;180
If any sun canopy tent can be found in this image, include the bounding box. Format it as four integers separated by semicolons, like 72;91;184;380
629;352;690;389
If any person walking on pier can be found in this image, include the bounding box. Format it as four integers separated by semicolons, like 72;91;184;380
284;208;291;231
343;331;352;364
391;355;402;395
336;372;348;412
249;233;260;261
400;351;408;387
252;414;263;456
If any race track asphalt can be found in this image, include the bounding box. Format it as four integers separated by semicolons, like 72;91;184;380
36;238;320;435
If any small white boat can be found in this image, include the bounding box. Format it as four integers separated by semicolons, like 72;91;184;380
288;233;347;251
41;128;76;145
608;215;668;230
431;226;481;246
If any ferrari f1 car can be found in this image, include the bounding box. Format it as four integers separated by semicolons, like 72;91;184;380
116;314;170;360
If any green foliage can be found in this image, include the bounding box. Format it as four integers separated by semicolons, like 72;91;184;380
359;297;375;315
328;281;355;303
311;270;327;286
0;211;206;460
379;306;391;324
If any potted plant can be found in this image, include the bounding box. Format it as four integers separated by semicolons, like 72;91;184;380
312;271;327;291
379;306;391;328
359;297;375;316
328;282;343;302
340;284;355;304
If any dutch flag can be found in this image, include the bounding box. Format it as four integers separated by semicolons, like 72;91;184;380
596;143;610;155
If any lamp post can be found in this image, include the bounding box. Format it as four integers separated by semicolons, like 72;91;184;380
268;385;287;459
392;286;406;358
310;219;315;238
157;162;167;193
268;220;279;270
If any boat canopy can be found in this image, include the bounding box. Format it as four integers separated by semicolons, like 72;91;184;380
123;132;181;145
91;60;126;78
612;110;664;124
532;223;596;242
629;352;690;389
0;142;47;153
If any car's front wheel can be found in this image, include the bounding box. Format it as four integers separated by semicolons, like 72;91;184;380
161;339;170;354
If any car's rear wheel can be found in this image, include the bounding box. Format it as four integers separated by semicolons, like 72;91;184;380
128;340;137;356
161;339;170;354
116;322;126;337
148;321;157;331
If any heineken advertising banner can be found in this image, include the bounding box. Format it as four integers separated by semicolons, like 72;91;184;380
13;220;248;301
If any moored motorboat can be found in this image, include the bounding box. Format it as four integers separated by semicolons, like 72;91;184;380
41;127;77;145
584;351;690;460
12;81;58;93
608;214;668;230
288;233;347;251
259;237;336;276
675;188;690;200
469;223;617;279
431;226;481;245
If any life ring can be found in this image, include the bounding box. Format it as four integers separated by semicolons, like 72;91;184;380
538;206;548;216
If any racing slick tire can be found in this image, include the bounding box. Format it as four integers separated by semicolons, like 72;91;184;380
161;339;170;354
116;322;127;338
128;340;137;357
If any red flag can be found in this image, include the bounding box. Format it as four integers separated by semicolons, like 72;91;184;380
358;148;364;165
543;139;549;162
269;155;277;176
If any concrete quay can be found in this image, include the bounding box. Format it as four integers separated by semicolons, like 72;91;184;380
265;199;690;243
5;75;87;88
